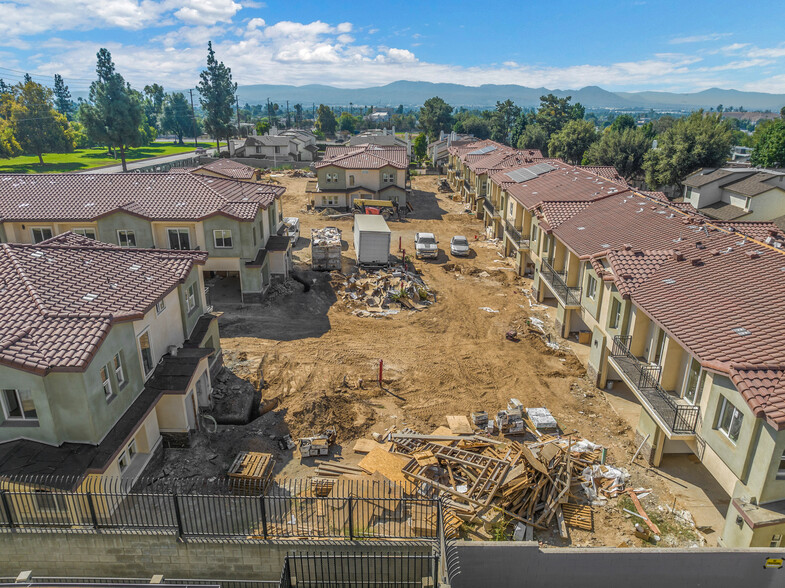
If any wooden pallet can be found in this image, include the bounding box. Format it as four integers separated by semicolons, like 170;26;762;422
227;451;274;495
561;503;593;530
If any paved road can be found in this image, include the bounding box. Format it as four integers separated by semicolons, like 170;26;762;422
85;149;211;174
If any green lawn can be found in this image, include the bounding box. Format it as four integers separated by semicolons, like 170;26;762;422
0;142;217;174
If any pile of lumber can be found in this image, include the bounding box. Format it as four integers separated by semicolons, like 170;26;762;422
227;451;275;495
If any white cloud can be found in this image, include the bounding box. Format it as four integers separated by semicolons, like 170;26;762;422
747;44;785;59
669;32;732;44
246;17;266;30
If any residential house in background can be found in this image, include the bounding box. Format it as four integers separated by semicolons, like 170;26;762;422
0;233;220;497
280;129;319;161
349;129;412;156
0;173;288;302
235;135;299;162
186;158;263;182
428;131;477;171
682;168;785;229
307;144;410;209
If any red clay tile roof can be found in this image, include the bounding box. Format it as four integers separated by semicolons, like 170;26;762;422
505;162;630;211
603;248;674;299
0;233;206;375
730;365;785;429
191;158;258;180
716;221;785;245
315;144;408;169
0;173;284;222
578;166;627;185
469;149;545;175
538;201;591;230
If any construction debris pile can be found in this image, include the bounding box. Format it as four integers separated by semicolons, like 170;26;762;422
298;402;628;541
311;227;342;271
331;265;435;317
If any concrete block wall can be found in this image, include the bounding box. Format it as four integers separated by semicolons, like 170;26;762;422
0;532;432;582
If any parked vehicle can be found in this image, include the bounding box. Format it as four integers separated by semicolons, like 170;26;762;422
414;232;439;259
450;235;471;256
283;217;300;244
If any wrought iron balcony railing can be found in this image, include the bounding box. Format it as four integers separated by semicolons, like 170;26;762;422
540;258;581;307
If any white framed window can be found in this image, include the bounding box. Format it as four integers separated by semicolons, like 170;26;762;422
325;172;338;183
117;230;136;247
322;195;337;206
118;451;129;472
127;439;137;459
349;175;355;186
777;450;785;480
113;353;125;387
1;389;37;421
138;330;154;378
682;358;703;404
186;283;197;312
530;223;539;243
155;299;166;314
33;490;67;512
73;228;97;239
586;275;598;300
213;229;233;248
717;396;743;443
100;365;113;398
167;228;191;250
771;534;783;548
609;299;622;329
31;227;53;243
383;172;396;183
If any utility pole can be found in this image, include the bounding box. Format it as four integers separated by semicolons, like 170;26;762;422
188;89;198;148
286;100;290;129
235;95;241;138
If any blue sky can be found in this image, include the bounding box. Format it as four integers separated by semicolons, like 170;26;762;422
1;0;785;95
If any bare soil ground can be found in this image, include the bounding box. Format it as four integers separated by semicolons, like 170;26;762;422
154;172;706;548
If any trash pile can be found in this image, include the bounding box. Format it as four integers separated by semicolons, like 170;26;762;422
331;264;435;317
301;401;628;541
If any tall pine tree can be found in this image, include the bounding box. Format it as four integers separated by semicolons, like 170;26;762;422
79;49;143;172
53;74;74;121
197;42;236;153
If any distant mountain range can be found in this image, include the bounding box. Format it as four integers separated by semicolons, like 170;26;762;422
235;81;785;111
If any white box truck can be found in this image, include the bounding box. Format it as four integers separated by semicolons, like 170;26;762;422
353;214;391;266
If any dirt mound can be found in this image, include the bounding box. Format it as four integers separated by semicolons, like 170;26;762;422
282;388;377;440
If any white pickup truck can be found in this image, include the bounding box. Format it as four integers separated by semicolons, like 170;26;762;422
414;232;439;259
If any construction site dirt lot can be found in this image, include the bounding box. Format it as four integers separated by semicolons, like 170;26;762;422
157;172;713;549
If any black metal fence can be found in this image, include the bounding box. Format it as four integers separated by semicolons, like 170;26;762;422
280;553;438;588
540;258;581;307
0;476;439;541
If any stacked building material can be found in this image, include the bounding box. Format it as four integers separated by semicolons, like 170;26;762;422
331;265;434;316
311;227;342;270
227;451;275;495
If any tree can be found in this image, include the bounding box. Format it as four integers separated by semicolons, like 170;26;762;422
10;79;73;164
489;99;522;144
609;114;636;133
547;119;598;165
510;111;528;149
255;119;270;136
197;41;237;153
413;133;427;161
750;119;785;168
315;104;337;136
419;96;453;141
338;111;357;133
516;123;549;153
781;106;785;120
643;111;733;188
584;127;651;181
143;83;165;130
161;92;196;144
53;74;74;120
293;103;303;127
0;118;21;158
78;48;143;172
651;115;677;135
534;94;583;138
454;114;490;139
0;79;11;95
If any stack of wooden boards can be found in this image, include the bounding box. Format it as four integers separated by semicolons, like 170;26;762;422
227;451;275;495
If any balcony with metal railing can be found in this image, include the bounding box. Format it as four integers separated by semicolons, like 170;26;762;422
609;336;700;436
539;258;581;307
463;179;474;194
483;198;501;219
504;220;530;250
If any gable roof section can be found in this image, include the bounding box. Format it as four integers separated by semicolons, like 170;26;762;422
578;165;627;185
0;173;284;222
190;158;258;180
315;143;408;170
730;365;785;429
682;168;749;188
720;171;785;197
0;233;206;375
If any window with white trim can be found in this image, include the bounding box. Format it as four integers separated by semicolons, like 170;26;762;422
127;439;137;459
118;451;129;472
167;228;191;250
383;171;396;183
349;175;355;186
717;396;743;443
213;229;233;248
33;490;67;512
777;450;785;480
138;331;154;378
609;298;622;330
100;365;113;398
31;227;53;243
186;283;197;312
1;389;37;421
117;230;136;247
771;534;782;548
322;195;337;206
155;299;165;314
683;358;703;404
73;228;97;239
325;172;338;183
113;353;125;387
586;275;598;300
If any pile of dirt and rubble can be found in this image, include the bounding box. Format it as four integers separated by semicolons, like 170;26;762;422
282;387;377;440
331;265;435;317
